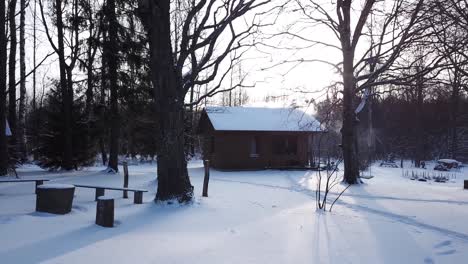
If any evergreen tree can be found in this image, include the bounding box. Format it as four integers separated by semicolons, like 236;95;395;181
34;85;95;170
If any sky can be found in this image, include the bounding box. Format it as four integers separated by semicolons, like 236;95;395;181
211;0;344;109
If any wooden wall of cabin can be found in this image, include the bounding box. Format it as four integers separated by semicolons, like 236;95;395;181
206;131;313;170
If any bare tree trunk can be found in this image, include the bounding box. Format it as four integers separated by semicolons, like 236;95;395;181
414;69;424;167
84;0;97;167
18;0;26;162
450;69;459;159
32;0;38;161
55;0;74;170
340;2;360;184
0;0;9;175
99;30;108;167
143;0;193;202
105;0;119;172
100;137;107;165
367;87;374;166
188;85;195;156
8;0;18;157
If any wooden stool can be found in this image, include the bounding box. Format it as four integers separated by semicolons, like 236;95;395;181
96;196;114;227
36;184;75;214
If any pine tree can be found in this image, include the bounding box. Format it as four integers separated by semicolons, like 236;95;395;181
35;86;95;170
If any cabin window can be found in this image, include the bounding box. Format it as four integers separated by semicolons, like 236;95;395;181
250;136;260;157
273;136;297;155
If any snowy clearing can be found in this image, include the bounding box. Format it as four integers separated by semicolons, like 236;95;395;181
1;161;468;264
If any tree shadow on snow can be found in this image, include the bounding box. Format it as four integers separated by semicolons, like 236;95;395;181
1;203;192;263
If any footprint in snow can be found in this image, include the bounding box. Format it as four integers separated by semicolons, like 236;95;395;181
72;205;88;213
0;216;13;224
434;240;452;249
436;249;456;256
424;257;434;264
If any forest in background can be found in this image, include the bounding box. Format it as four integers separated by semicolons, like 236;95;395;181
0;0;467;202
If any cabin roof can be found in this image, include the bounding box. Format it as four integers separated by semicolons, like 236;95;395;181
203;106;322;132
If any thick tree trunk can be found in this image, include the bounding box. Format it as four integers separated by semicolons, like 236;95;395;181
32;0;38;161
450;70;459;159
8;0;18;155
65;69;75;169
156;110;193;202
18;0;27;162
99;33;108;167
414;71;424;167
142;0;193;202
189;86;195;156
341;54;360;184
99;137;108;166
55;0;74;170
0;0;9;175
84;4;95;165
106;0;119;172
340;3;360;185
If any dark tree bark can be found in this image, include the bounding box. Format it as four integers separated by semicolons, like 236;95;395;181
32;0;38;160
138;0;267;202
0;0;9;175
83;0;101;168
55;0;74;170
105;0;120;172
18;0;27;162
8;0;18;152
339;1;360;184
414;66;425;167
39;0;81;170
140;0;193;202
293;0;424;183
450;68;460;159
85;1;95;115
99;29;108;167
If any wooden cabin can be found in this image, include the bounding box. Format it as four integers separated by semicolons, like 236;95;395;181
198;106;323;170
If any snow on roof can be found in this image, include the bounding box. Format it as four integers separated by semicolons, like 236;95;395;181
204;106;322;132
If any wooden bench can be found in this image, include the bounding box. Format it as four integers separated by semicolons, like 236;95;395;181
74;184;148;204
0;179;50;194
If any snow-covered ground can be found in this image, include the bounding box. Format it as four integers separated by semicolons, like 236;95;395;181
1;161;468;264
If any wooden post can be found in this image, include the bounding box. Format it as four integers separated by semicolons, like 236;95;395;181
134;191;143;204
123;161;129;198
95;188;105;201
464;180;468;190
96;197;114;227
35;180;43;194
202;160;210;197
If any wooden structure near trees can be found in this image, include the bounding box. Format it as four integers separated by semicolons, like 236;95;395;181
0;178;49;193
36;184;75;214
96;196;114;227
74;184;147;204
198;107;323;170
